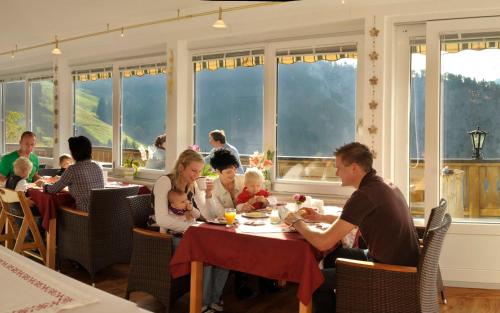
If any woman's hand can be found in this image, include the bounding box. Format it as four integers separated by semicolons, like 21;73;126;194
297;207;322;222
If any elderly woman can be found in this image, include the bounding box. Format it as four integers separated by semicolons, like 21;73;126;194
208;149;244;213
152;148;227;313
44;136;104;212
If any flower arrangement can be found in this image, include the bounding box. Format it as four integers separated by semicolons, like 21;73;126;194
249;150;274;181
293;194;307;205
123;158;142;176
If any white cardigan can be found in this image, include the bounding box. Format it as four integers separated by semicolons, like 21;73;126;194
153;175;217;233
211;175;244;213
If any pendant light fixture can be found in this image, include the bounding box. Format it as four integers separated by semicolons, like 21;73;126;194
52;35;62;55
212;7;227;29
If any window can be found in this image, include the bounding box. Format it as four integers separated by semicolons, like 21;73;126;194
30;79;54;157
276;45;358;182
120;64;167;170
3;81;26;153
440;33;500;221
73;69;113;163
409;39;426;217
193;50;264;159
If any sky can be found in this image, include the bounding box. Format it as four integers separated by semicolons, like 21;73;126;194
412;49;500;82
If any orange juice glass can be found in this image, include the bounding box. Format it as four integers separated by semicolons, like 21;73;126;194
224;208;237;227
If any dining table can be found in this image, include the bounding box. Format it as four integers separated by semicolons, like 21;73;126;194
170;213;330;313
27;181;150;269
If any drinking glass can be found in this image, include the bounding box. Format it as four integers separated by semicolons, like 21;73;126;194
224;208;237;227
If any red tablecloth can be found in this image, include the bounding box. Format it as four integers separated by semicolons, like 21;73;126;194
27;184;150;231
170;223;325;305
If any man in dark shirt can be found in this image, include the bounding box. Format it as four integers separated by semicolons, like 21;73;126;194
285;142;420;313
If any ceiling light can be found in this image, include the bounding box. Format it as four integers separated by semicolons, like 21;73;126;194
212;7;227;29
52;36;62;55
121;27;125;37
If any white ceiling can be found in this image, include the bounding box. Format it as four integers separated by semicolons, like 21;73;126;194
0;0;437;74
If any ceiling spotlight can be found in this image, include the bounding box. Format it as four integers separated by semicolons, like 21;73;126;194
52;35;62;55
11;51;15;59
121;27;125;37
212;7;227;29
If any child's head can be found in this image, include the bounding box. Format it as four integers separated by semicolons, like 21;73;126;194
244;168;265;195
59;154;73;169
168;189;189;209
13;157;33;179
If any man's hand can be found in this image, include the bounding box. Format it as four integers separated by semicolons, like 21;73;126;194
34;179;45;187
297;207;322;222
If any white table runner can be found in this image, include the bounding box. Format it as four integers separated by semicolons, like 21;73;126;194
0;247;98;313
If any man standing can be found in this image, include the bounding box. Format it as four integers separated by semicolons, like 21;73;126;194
285;142;420;313
0;131;42;184
204;129;243;174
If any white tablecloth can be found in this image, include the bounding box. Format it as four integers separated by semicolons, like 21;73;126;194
0;246;148;313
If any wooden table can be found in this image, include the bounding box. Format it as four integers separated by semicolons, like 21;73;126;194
170;222;325;313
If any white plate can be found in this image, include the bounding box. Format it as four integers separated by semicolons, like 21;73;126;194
242;212;268;218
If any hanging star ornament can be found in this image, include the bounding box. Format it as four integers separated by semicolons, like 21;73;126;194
368;125;378;134
369;100;378;110
369;27;380;37
369;76;378;85
369;51;379;60
371;149;377;159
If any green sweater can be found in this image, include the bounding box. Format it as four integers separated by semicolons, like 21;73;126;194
0;150;39;183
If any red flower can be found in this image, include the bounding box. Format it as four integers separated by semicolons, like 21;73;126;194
293;194;306;204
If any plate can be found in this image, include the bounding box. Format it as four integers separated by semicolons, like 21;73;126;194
242;212;268;219
243;220;266;226
206;218;238;225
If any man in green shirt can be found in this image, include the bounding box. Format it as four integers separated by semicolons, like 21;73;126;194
0;131;42;184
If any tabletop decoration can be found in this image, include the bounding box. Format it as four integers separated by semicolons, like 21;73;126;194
293;194;307;206
249;149;274;184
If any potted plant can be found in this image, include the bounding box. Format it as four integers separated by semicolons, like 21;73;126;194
122;158;140;179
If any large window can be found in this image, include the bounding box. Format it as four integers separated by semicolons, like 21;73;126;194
409;39;426;217
120;64;167;170
276;46;357;182
73;69;113;163
3;81;26;153
193;51;264;157
440;33;500;221
31;79;54;157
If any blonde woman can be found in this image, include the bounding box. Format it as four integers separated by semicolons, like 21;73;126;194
152;148;227;313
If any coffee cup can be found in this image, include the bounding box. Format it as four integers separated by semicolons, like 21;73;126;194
196;176;207;190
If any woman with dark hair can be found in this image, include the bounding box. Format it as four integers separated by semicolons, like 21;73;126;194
44;136;104;212
209;149;244;212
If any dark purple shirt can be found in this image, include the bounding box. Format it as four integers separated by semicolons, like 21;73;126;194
340;170;420;267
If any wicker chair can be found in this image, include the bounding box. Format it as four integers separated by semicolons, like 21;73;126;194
57;186;139;283
336;214;452;313
125;194;190;312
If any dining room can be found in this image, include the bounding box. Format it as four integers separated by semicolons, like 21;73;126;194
1;0;500;312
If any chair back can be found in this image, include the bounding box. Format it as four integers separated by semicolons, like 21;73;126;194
418;213;452;313
127;194;153;228
38;168;60;177
423;198;447;242
88;186;140;259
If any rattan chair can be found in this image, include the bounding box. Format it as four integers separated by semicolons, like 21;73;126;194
38;168;60;177
125;194;190;312
57;186;139;283
335;214;452;313
0;188;46;263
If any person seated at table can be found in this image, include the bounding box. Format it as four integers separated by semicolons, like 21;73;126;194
167;189;198;222
3;156;43;239
0;131;43;186
43;136;105;212
284;142;420;313
56;154;74;176
209;149;243;214
153;148;228;313
236;167;270;212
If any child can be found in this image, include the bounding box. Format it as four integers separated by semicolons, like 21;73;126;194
168;189;197;222
4;157;32;192
236;168;270;212
57;154;74;176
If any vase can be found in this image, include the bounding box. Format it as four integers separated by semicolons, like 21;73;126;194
123;168;135;180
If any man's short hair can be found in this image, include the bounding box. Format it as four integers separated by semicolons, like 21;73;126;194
209;130;226;144
334;142;373;172
68;136;92;161
13;157;33;177
20;131;36;142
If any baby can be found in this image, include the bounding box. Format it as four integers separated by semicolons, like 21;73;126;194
4;157;33;192
236;168;270;212
57;154;74;176
168;189;195;221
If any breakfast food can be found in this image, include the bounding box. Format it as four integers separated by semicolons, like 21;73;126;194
298;208;307;216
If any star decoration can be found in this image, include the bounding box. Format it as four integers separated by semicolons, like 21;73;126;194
369;27;380;37
369;100;378;110
371;149;377;159
368;125;378;134
369;51;379;60
369;76;378;85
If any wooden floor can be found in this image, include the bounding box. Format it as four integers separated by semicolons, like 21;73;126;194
59;261;500;313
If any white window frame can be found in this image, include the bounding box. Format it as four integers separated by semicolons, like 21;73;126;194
269;35;364;196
